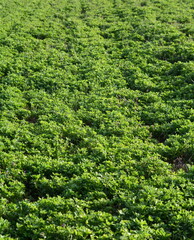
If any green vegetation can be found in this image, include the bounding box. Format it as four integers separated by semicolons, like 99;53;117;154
0;0;194;239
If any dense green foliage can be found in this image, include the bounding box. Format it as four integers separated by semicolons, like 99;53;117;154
0;0;194;239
